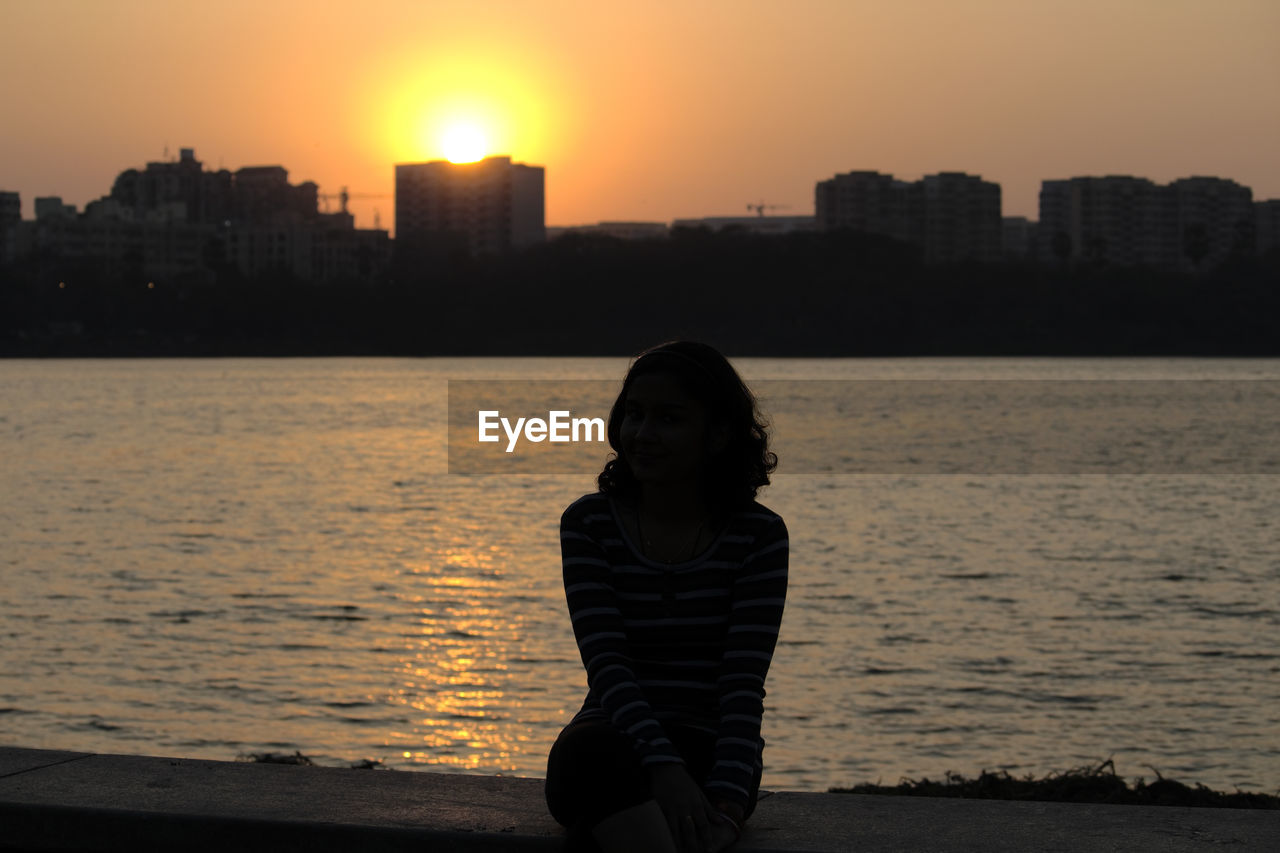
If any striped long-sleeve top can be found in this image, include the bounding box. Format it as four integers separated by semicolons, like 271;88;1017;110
560;491;789;809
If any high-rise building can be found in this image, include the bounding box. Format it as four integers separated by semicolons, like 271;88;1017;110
232;166;317;225
35;197;77;221
1257;200;1280;258
919;172;1001;264
0;191;19;226
109;149;324;227
1170;177;1254;270
815;170;1000;263
395;156;545;256
0;190;19;264
815;170;913;243
110;148;233;225
11;149;390;283
1002;216;1037;259
1038;175;1252;271
1039;176;1167;267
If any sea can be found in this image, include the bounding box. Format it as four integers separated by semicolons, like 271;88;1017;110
2;356;1278;794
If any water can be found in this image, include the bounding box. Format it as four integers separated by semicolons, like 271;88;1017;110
2;357;1278;794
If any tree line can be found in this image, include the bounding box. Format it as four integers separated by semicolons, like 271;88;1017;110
3;227;1277;357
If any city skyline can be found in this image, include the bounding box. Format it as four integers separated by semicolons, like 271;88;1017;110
2;1;1277;229
7;148;1276;272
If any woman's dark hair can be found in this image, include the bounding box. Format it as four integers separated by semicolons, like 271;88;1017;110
597;341;776;511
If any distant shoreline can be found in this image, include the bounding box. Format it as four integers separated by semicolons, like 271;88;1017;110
5;231;1279;360
4;344;1280;359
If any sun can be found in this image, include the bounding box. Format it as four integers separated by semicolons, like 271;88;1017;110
441;122;488;163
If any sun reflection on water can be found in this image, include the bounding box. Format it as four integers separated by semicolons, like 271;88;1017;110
390;543;523;770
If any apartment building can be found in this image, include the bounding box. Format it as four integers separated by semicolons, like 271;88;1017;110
815;170;1000;263
395;156;545;256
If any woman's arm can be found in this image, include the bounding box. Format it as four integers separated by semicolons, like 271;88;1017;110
560;501;685;767
705;514;789;811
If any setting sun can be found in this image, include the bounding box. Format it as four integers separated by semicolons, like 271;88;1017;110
369;42;567;188
441;122;488;163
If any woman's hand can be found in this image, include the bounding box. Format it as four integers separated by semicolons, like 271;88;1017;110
713;799;744;824
647;763;723;852
709;800;744;852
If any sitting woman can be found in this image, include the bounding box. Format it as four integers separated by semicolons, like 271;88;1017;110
545;341;789;853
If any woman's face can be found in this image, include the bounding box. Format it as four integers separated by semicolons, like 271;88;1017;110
619;371;717;487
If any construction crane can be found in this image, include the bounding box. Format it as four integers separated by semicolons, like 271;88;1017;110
746;201;790;217
318;186;392;215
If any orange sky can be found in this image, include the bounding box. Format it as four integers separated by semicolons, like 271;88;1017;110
2;0;1277;230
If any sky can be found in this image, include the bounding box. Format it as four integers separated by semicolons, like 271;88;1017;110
2;0;1277;230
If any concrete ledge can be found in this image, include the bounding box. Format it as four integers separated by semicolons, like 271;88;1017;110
1;747;1276;852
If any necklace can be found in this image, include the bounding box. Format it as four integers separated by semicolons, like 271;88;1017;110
635;510;705;564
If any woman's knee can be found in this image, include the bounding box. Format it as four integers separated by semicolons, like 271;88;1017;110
545;721;651;827
552;721;637;768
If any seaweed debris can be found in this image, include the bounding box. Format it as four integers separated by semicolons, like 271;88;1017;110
349;758;387;770
239;750;315;766
832;760;1278;809
239;751;388;769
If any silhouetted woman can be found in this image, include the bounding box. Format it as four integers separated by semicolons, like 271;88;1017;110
545;341;788;853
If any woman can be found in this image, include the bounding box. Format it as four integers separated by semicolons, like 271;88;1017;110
545;341;788;853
